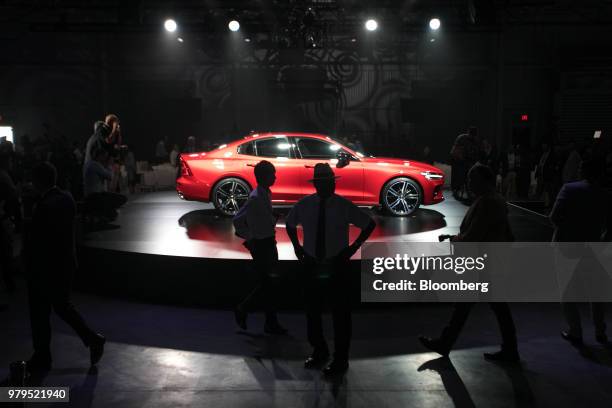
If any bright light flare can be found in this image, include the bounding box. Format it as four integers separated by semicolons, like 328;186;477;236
228;20;240;32
365;19;378;31
429;18;441;31
164;19;177;32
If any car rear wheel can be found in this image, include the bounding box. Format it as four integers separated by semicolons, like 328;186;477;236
381;177;421;216
212;178;251;216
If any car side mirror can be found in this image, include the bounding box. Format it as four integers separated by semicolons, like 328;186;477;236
336;151;351;169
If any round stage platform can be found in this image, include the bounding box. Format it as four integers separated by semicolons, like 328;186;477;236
79;191;466;260
76;190;470;306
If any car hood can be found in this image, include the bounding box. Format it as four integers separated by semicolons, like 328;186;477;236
361;156;443;173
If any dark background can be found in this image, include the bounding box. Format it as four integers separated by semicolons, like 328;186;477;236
1;0;611;160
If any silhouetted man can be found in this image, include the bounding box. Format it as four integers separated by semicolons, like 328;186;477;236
450;126;480;201
286;163;375;375
85;114;121;165
233;161;287;334
550;157;608;346
25;162;105;371
419;164;520;363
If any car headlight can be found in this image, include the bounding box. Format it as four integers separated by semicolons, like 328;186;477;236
420;171;444;180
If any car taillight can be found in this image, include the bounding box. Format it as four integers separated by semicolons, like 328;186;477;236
180;157;192;177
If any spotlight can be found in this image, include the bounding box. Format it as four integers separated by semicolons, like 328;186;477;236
429;18;441;31
365;19;378;31
228;20;240;32
177;37;184;43
164;19;177;33
244;38;251;42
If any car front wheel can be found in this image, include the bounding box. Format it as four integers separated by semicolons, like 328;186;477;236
381;177;421;216
212;178;251;216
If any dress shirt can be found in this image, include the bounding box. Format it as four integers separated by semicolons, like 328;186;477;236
245;186;276;240
286;193;372;259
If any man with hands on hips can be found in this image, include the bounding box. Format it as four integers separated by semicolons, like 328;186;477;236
286;163;375;376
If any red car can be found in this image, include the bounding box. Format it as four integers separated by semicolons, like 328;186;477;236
176;132;444;216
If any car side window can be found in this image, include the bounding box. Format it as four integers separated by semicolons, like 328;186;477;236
255;137;292;158
237;141;256;156
295;137;340;159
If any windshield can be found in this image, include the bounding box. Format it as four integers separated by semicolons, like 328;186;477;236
329;136;372;158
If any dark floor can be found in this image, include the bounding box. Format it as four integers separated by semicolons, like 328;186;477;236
1;287;612;407
3;192;605;407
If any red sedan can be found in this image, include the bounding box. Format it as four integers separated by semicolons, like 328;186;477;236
176;132;444;216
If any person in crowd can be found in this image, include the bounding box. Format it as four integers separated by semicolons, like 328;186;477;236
480;139;497;169
83;148;127;224
69;141;85;200
420;145;434;165
233;160;287;335
169;144;180;167
516;144;533;199
286;163;375;375
125;146;137;194
500;145;519;200
185;136;197;153
551;143;564;202
72;141;84;167
24;162;106;371
536;142;558;207
419;164;520;363
85;114;121;165
155;138;168;164
562;141;581;184
550;157;608;346
0;143;19;293
353;139;365;154
450;126;480;201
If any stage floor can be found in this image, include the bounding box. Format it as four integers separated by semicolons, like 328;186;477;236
80;191;474;260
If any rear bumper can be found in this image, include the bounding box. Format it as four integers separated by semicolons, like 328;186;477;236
176;176;211;202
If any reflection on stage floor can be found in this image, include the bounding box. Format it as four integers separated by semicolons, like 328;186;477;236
80;190;553;260
79;191;469;260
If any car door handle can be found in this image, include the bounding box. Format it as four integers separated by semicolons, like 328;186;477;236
246;163;256;167
304;165;315;168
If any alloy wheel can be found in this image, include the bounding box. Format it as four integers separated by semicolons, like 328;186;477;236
214;179;250;216
383;179;421;216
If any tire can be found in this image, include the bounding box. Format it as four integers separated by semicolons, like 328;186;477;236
212;178;251;216
381;177;422;216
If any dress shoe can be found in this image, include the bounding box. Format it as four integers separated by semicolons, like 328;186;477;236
323;359;349;376
234;307;247;330
596;333;609;345
418;336;450;357
264;322;288;335
561;330;584;347
89;333;106;366
304;353;329;369
483;349;520;363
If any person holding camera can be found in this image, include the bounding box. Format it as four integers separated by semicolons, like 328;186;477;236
420;164;519;363
84;114;122;165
